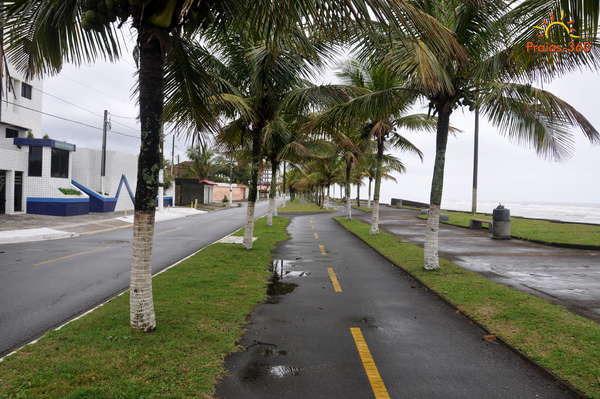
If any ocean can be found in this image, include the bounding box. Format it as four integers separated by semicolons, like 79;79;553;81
442;199;600;225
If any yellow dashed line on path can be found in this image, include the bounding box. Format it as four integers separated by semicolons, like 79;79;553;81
327;267;342;293
350;327;391;399
319;244;326;254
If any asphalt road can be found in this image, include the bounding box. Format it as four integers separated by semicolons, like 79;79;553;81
0;202;270;356
217;213;575;398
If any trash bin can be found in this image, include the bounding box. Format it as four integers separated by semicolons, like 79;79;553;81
491;204;511;239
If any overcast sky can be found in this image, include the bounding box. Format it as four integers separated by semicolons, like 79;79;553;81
41;44;600;208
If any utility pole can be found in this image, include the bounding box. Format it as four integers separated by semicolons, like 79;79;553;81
0;0;4;124
471;108;479;215
158;124;164;210
101;110;109;195
228;156;233;207
171;134;175;175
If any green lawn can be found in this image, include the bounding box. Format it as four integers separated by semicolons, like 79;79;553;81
417;210;600;248
0;217;289;399
336;217;600;398
278;199;333;213
352;205;372;213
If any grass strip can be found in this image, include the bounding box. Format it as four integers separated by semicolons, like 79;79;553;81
278;199;333;213
335;217;600;398
0;217;289;399
352;206;372;213
417;210;600;248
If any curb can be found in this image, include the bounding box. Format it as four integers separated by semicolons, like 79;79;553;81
332;217;588;399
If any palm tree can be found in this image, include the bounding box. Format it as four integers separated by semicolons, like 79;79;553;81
185;140;225;181
364;150;406;208
263;118;311;225
359;1;600;269
2;0;233;331
304;60;429;233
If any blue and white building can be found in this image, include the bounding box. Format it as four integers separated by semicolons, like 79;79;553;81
0;62;172;216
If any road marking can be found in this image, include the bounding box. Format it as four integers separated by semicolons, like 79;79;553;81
33;246;112;267
157;227;180;235
327;267;342;292
314;232;319;240
350;327;391;399
79;224;130;236
319;244;326;254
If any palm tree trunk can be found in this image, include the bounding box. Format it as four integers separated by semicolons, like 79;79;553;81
267;160;278;226
356;183;361;208
130;28;164;332
367;177;372;208
425;101;451;270
244;125;262;249
282;161;287;199
370;136;384;234
345;160;352;220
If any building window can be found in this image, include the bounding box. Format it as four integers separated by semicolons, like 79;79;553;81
21;83;32;99
28;146;43;177
51;148;69;178
6;128;19;139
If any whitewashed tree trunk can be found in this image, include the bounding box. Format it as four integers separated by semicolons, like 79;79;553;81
267;197;275;225
424;204;440;270
244;201;256;249
346;195;352;220
425;100;451;270
273;198;278;216
130;210;156;331
370;137;384;235
370;200;380;234
367;178;372;208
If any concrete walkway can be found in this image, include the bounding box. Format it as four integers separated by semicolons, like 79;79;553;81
356;206;600;323
216;213;575;398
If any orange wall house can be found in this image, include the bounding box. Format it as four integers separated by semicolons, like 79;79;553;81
213;183;247;202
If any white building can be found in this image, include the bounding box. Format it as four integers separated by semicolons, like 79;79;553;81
0;62;173;216
1;61;45;214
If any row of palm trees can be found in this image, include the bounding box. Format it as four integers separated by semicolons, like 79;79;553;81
3;0;598;332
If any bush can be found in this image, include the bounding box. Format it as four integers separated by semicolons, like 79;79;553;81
59;187;82;196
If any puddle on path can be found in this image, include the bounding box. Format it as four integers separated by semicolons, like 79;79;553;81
272;259;310;279
267;258;311;303
241;341;300;381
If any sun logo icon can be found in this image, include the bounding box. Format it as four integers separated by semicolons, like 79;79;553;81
533;10;580;39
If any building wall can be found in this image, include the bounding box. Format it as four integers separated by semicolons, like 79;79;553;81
213;184;247;202
1;62;43;136
71;148;174;212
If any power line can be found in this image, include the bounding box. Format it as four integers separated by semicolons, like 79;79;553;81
33;87;102;118
110;118;139;133
33;87;140;133
111;113;138;120
1;99;139;139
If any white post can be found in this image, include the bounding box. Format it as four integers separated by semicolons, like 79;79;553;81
158;169;164;210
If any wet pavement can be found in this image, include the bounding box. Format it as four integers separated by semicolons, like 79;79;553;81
359;206;600;323
216;213;576;398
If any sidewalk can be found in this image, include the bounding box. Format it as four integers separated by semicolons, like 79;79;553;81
0;207;206;244
357;206;600;323
216;213;575;398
